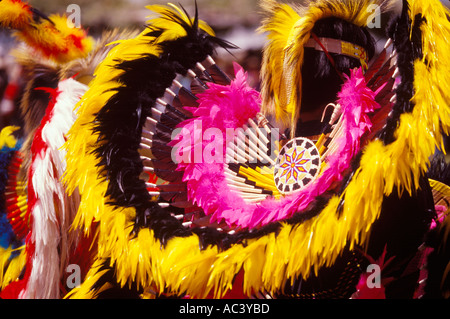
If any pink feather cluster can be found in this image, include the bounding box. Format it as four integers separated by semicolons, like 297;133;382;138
174;66;380;229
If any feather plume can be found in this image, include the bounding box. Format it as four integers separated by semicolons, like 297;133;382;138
259;0;301;126
20;78;87;299
60;29;140;84
0;0;33;30
1;0;94;64
13;45;60;184
15;14;94;64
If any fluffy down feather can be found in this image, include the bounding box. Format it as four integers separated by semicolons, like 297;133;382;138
0;0;32;30
14;14;94;64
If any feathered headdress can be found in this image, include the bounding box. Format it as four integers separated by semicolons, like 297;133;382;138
259;0;391;134
0;0;93;64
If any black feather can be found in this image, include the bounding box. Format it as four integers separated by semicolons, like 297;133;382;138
207;63;232;85
158;112;180;128
368;58;396;93
164;103;190;122
87;258;142;299
190;77;208;95
150;159;178;172
153;168;183;183
366;57;393;89
427;152;450;185
364;47;387;83
278;248;366;298
374;78;395;104
159;191;188;203
154;123;175;141
378;1;424;145
157;183;187;192
150;139;174;163
177;86;199;107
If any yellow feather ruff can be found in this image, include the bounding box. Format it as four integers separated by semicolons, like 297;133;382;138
409;0;450;142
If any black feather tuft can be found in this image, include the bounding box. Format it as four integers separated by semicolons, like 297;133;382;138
427;152;450;185
378;1;424;145
85;259;143;299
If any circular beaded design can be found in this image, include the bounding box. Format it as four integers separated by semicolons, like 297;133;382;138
273;137;321;194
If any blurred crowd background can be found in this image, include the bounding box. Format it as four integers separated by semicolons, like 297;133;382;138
0;0;448;153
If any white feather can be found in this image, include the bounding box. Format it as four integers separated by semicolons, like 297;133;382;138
20;78;88;299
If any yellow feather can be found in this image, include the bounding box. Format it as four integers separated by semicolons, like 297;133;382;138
259;0;301;126
0;246;26;290
63;258;111;299
409;0;450;143
238;166;279;193
0;126;19;149
429;179;450;199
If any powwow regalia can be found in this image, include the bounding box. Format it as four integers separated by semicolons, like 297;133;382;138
0;0;449;299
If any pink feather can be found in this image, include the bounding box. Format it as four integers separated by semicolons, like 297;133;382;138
173;66;380;229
